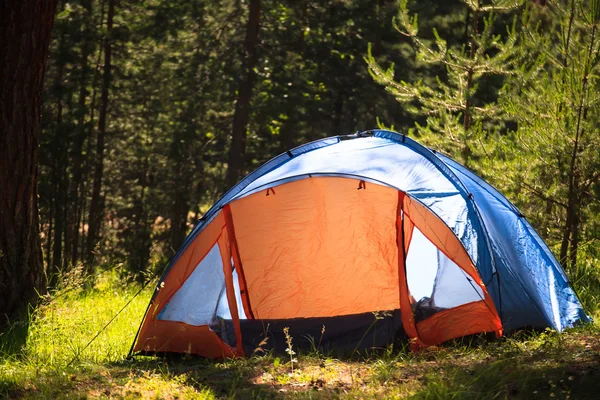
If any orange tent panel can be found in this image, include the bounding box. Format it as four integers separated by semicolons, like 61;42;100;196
134;176;502;356
134;211;233;357
229;177;401;319
416;301;503;345
135;322;235;358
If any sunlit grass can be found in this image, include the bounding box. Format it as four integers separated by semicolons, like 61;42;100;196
8;274;151;368
0;272;155;398
0;266;599;399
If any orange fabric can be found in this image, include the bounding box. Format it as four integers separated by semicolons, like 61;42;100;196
229;176;400;319
403;213;414;255
135;177;503;357
134;212;228;354
223;205;254;319
218;232;244;356
396;194;426;348
134;321;235;358
416;301;503;345
401;194;503;345
403;196;482;286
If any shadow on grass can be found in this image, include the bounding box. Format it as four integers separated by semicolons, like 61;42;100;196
3;321;600;399
0;319;29;359
125;356;289;399
112;347;401;399
3;341;599;399
412;332;600;399
2;355;292;399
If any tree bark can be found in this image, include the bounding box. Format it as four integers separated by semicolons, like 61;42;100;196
560;182;581;270
568;208;579;269
226;0;261;187
67;0;94;267
50;31;67;284
79;0;105;266
559;201;574;269
86;0;114;268
45;202;54;270
0;0;58;325
331;92;344;134
461;5;478;167
168;2;207;254
169;123;191;253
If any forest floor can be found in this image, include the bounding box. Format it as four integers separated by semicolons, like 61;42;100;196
1;273;599;399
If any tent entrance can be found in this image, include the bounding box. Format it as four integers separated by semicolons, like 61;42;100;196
398;193;502;346
226;176;501;349
228;176;402;321
215;309;405;355
405;226;485;324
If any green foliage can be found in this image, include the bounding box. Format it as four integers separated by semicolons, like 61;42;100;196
500;0;600;269
5;1;600;396
367;0;524;168
368;0;600;271
39;0;415;279
0;272;151;368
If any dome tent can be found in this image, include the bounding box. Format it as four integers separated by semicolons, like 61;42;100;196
130;130;590;358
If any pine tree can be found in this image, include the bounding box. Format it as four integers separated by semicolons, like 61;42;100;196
367;0;522;168
501;0;600;270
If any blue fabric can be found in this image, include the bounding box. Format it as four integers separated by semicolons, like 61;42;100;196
439;154;591;331
232;131;490;281
154;129;589;332
157;136;340;284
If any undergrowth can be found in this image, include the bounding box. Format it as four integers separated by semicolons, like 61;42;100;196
0;267;599;399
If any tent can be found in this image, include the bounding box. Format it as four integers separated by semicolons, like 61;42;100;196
130;130;590;358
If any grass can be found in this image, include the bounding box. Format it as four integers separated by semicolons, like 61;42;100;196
1;272;599;399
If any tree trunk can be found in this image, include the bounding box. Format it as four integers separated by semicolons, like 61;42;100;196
79;0;105;266
331;93;344;134
0;0;58;325
86;0;114;268
169;121;191;253
45;203;54;270
169;176;190;253
461;6;478;167
560;198;574;269
168;2;207;253
50;40;66;285
129;155;151;283
67;0;94;267
569;209;579;269
226;0;261;187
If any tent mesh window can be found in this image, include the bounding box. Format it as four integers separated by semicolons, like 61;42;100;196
211;260;247;347
157;243;226;326
406;227;484;323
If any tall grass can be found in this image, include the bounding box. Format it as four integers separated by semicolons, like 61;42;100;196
0;260;598;399
0;272;152;399
570;246;600;318
0;271;153;397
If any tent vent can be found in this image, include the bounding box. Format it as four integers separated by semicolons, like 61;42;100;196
340;131;375;140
